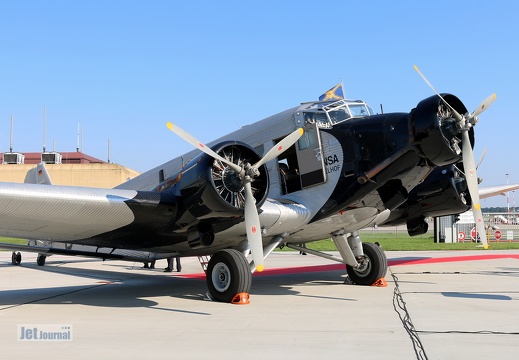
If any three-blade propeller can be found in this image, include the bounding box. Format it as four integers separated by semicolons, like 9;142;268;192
167;122;304;271
414;65;496;249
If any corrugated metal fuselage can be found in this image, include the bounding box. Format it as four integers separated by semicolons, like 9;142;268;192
0;95;470;256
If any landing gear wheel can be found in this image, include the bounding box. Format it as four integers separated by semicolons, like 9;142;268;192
37;254;46;266
346;242;387;285
206;249;252;303
12;252;22;265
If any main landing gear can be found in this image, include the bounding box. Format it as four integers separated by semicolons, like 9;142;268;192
345;242;387;285
334;232;388;285
204;232;387;303
287;231;388;286
206;249;252;303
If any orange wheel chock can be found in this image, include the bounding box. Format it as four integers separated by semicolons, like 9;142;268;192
371;278;388;287
231;292;250;305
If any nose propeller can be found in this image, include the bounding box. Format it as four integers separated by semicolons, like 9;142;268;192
414;65;496;249
167;122;304;270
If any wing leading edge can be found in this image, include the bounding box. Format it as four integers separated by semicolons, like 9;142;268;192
479;184;519;199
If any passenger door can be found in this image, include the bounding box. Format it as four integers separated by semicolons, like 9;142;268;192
296;122;326;188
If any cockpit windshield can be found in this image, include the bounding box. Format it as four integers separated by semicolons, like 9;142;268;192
328;109;351;124
299;99;375;129
319;99;374;127
348;104;372;117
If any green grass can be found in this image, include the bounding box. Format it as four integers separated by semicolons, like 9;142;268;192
280;232;519;251
3;234;519;252
0;237;28;246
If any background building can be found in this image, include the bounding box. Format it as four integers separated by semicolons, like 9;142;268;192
0;151;140;188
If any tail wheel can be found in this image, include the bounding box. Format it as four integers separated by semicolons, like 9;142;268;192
206;249;251;303
346;242;387;285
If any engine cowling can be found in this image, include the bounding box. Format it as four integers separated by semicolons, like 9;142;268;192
176;141;269;220
412;94;474;166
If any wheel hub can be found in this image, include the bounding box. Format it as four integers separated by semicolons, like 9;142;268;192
212;262;231;292
353;257;371;276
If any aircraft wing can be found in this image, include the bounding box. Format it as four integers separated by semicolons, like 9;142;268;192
0;182;137;241
479;184;519;199
0;241;174;263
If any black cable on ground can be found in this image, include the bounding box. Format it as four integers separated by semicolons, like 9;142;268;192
391;269;429;360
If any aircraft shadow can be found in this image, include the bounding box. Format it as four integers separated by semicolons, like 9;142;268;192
0;263;356;309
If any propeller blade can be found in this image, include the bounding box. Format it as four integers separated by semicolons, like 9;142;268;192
244;181;264;272
476;148;487;170
166;122;242;173
471;93;496;118
413;65;463;122
461;131;488;249
253;128;304;168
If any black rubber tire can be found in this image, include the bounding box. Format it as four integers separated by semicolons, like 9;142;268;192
206;249;252;303
12;252;22;265
346;242;387;285
37;254;46;266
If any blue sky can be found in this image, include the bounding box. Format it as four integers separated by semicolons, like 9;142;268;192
0;0;517;207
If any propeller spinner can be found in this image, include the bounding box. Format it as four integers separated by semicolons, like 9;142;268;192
167;122;304;271
413;65;496;249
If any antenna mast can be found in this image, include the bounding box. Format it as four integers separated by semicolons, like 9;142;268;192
43;105;46;152
76;123;80;152
9;115;13;153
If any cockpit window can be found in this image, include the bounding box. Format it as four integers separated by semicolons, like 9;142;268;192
348;104;370;117
301;99;374;129
329;109;351;124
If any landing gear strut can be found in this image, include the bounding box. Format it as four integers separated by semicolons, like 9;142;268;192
330;231;388;285
206;249;252;303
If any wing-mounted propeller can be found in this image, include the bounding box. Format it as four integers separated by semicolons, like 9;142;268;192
166;122;304;271
414;65;496;249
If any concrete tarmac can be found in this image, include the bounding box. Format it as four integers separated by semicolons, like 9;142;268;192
1;250;518;359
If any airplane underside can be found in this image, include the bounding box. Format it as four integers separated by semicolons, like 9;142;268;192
5;230;388;303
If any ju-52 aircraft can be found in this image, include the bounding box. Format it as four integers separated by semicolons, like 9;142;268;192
0;67;515;302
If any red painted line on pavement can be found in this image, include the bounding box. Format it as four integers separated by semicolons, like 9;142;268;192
388;253;519;266
177;254;519;279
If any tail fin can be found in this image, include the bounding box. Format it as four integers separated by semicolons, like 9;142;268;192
24;162;53;185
